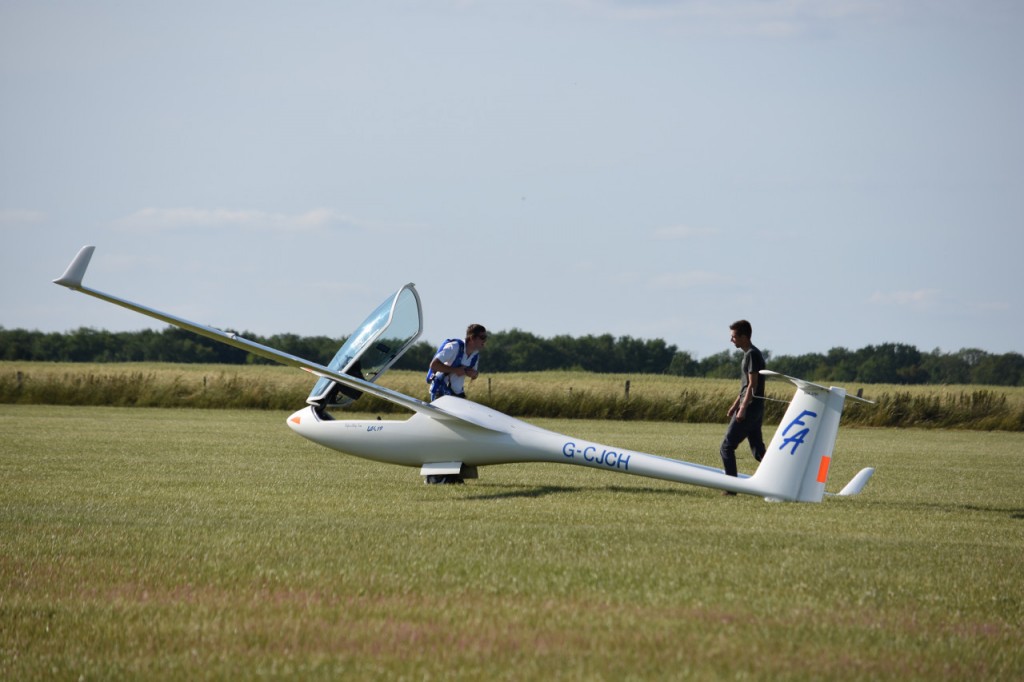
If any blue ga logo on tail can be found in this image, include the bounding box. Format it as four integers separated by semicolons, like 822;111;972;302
780;410;817;455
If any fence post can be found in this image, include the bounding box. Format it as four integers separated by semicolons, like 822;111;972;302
625;380;630;400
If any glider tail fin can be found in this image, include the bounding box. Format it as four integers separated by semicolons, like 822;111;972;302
752;371;873;502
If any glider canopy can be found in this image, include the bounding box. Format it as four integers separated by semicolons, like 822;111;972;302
307;283;423;410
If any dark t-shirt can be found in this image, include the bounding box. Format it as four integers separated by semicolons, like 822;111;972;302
740;345;766;400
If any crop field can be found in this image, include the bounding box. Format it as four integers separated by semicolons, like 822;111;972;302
2;403;1022;680
3;362;1023;429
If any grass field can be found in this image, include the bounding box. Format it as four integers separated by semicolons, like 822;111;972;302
2;404;1022;680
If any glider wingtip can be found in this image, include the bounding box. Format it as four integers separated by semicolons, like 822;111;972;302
53;245;96;289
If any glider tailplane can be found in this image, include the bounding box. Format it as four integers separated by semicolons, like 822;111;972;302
752;374;851;503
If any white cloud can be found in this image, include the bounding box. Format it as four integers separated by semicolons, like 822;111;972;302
0;209;46;226
650;270;733;290
113;208;355;233
868;288;940;307
973;300;1010;312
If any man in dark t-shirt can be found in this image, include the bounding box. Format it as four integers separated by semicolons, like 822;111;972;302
719;320;767;488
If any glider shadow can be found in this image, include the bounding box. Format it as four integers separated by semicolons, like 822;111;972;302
462;482;705;502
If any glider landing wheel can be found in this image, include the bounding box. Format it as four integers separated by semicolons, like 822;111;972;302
424;474;465;485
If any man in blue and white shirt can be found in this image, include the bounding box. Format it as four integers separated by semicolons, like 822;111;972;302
427;324;488;401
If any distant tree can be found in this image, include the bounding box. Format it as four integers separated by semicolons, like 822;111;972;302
0;327;35;360
699;350;741;379
617;336;677;374
574;334;616;373
3;325;1022;386
251;333;342;365
971;352;1024;386
817;347;856;382
921;347;973;384
393;340;439;372
491;329;565;372
855;343;925;384
31;332;65;361
768;352;825;379
667;350;699;377
958;348;988;369
63;328;111;362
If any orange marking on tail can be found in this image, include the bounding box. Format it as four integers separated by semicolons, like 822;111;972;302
817;455;831;483
290;416;301;425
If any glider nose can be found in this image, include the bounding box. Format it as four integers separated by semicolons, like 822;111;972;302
286;406;316;432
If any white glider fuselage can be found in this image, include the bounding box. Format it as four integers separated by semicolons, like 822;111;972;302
286;388;849;499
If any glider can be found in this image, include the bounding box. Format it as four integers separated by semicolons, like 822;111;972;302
54;246;874;501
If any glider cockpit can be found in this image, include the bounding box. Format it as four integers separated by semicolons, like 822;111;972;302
306;283;422;416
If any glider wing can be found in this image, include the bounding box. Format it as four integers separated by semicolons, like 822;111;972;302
53;246;493;428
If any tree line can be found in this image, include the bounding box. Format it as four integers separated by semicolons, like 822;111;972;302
2;326;1022;386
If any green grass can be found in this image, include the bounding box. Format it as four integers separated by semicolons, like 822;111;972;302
2;405;1022;680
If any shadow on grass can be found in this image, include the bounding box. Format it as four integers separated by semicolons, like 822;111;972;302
601;484;705;498
462;482;705;501
870;499;1024;520
462;485;577;501
976;506;1024;520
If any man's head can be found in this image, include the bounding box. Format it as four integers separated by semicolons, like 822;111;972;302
466;324;488;353
729;320;752;349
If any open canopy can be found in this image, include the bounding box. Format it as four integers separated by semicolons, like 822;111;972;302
307;283;423;409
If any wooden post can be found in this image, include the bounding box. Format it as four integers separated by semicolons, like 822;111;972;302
625;380;631;400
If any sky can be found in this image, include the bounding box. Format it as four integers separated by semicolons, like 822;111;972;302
2;0;1022;361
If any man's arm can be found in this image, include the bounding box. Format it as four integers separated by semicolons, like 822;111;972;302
429;356;467;377
734;371;758;420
